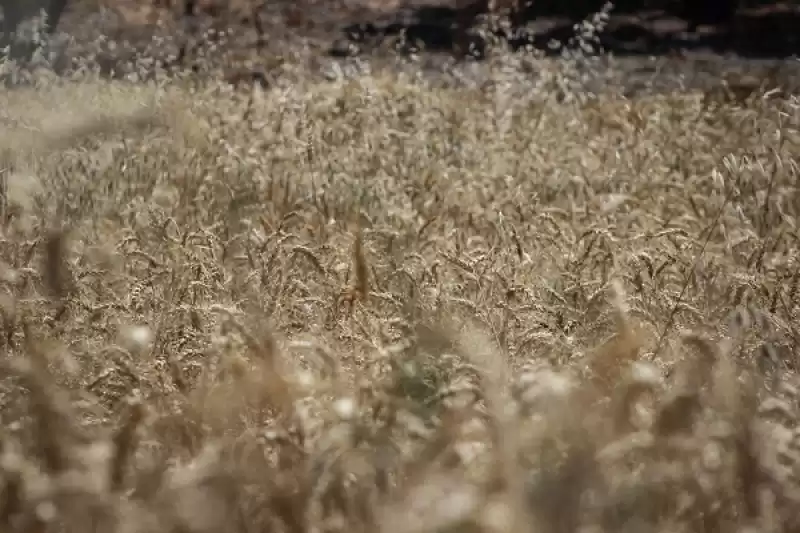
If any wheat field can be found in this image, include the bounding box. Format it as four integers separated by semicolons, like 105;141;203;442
0;9;799;533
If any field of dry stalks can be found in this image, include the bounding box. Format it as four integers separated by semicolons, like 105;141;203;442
0;13;800;533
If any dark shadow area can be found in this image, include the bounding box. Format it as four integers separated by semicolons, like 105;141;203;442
0;0;68;61
329;1;800;60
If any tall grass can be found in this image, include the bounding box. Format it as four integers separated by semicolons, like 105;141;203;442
0;4;799;533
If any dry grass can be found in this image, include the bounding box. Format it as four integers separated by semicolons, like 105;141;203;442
0;10;799;533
